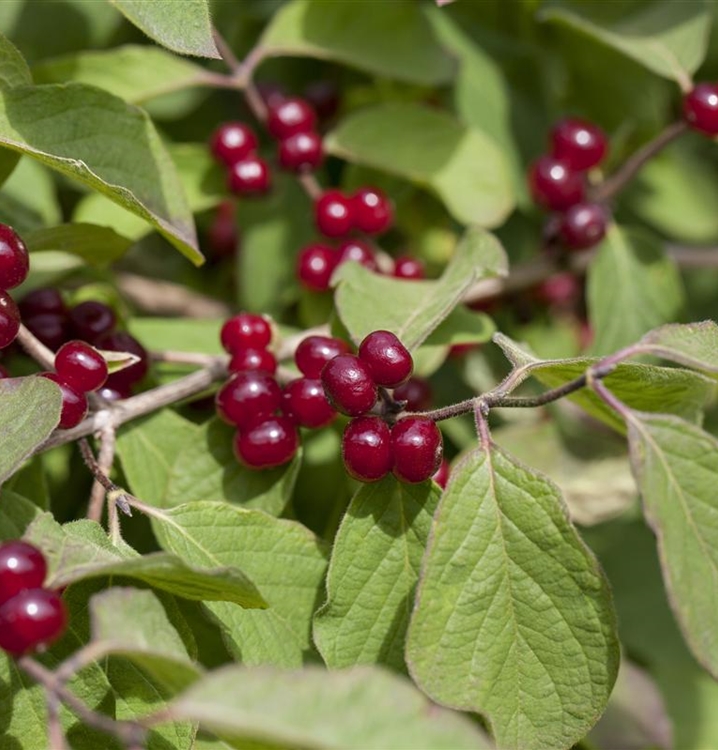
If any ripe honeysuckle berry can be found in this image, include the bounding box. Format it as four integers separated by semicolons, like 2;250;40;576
337;239;378;271
220;313;272;354
0;541;47;606
559;203;608;250
215;371;282;429
207;201;238;259
19;287;66;318
527;156;585;211
257;81;286;110
278;131;323;172
227;156;271;195
352;187;393;235
210;122;258;167
683;83;718;135
0;588;67;656
39;372;88;429
69;301;116;343
295;335;350;378
304;80;340;121
432;458;450;489
358;330;413;388
229;347;277;375
296;244;338;292
54;340;108;393
391;416;443;484
24;313;68;351
550;118;608;171
97;385;130;402
393;256;425;280
233;415;299;469
0;290;20;349
393;376;432;411
0;225;29;291
342;416;393;482
281;377;336;428
534;272;582;308
321;353;377;417
315;190;354;238
266;97;317;139
95;331;149;388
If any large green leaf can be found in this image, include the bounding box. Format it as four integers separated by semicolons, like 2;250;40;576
0;155;61;233
406;445;620;750
637;320;718;377
0;32;30;185
24;222;132;265
326;103;514;227
0;490;41;539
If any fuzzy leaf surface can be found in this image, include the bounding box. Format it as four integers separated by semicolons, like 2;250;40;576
637;320;718;377
25;222;132;265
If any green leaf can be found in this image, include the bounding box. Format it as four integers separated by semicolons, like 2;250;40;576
24;222;132;265
637;320;718;377
161;664;491;749
406;444;620;750
0;156;61;233
334;227;506;349
314;476;440;672
0;82;201;263
259;0;453;85
0;32;31;88
151;501;328;667
0;490;41;539
109;0;220;59
539;1;712;85
326;103;514;227
128;317;223;355
0;376;61;484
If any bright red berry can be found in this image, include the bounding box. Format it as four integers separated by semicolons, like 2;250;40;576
295;335;350;378
0;588;67;655
296;244;339;292
534;273;582;308
19;288;66;318
683;83;718;135
393;256;425;280
227;156;271;195
432;458;450;489
210;122;258;166
0;541;47;605
207;201;238;259
550;118;608;171
342;416;393;482
69;301;116;343
0;225;29;291
315;191;354;238
39;372;88;429
358;330;413;388
528;156;585;211
220;313;272;354
95;331;149;388
392;416;443;484
0;291;20;349
337;240;378;271
393;376;432;411
559;203;609;250
24;313;68;351
278;131;323;172
229;347;277;375
321;354;377;416
266;97;316;139
233;416;299;469
304;80;340;121
54;340;108;393
352;188;393;235
215;371;282;429
282;377;336;428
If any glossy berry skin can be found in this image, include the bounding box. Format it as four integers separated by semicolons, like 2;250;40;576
550;118;608;171
342;416;393;482
233;416;299;469
221;313;272;354
559;203;608;250
295;335;350;378
215;371;282;429
528;156;585;211
0;588;67;656
352;188;393;235
278;131;323;172
0;225;29;291
69;301;116;343
210;122;258;166
227;156;271;195
358;330;413;388
337;240;378;271
315;191;354;238
296;244;338;292
0;542;47;605
97;385;130;401
39;372;88;429
24;313;68;351
683;83;718;135
0;290;20;349
229;347;277;375
55;340;108;392
321;354;377;416
393;376;432;411
392;416;443;484
393;256;425;280
95;332;149;388
19;288;66;318
432;458;450;489
282;377;336;428
266;97;316;139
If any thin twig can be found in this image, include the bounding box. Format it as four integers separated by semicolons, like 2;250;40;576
86;427;117;523
16;325;55;370
46;688;67;750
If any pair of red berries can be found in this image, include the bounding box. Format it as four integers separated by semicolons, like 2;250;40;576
0;541;67;656
0;224;30;350
314;186;393;239
211;121;271;195
221;311;277;375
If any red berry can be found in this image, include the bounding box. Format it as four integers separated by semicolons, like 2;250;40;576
54;340;108;392
233;416;299;469
352;187;393;235
315;191;354;238
559;203;609;250
278;131;323;172
534;273;582;308
282;377;336;429
95;331;149;388
266;97;316;139
550;118;608;171
528;156;585;211
392;416;443;484
257;81;286;110
229;347;277;375
69;301;116;342
215;371;282;429
0;541;47;605
358;330;413;388
304;80;340;121
0;225;29;291
683;83;718;135
227;156;271;195
295;335;350;378
393;376;432;411
0;588;67;655
220;313;272;353
207;201;238;259
342;416;393;482
0;290;20;349
210;122;258;166
393;256;425;280
19;288;66;317
97;385;130;401
24;313;69;351
432;458;450;489
39;372;88;429
321;353;377;416
337;240;378;271
296;244;339;292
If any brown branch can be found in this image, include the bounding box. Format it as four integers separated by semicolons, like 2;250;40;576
16;325;55;370
116;273;231;318
86;426;117;523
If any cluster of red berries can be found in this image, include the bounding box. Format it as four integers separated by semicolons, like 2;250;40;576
0;541;67;656
0;224;30;352
528;118;610;251
683;83;718;135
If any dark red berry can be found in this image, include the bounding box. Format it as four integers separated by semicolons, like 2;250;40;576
392;416;442;483
210;122;258;166
683;83;718;135
207;201;238;259
229;347;277;375
0;225;29;291
96;385;130;401
315;191;354;238
39;372;88;429
337;240;378;271
257;81;286;110
296;244;339;292
227;156;271;195
321;354;377;416
54;340;108;392
352;187;393;235
220;313;272;354
278;131;323;172
24;313;68;351
550;118;608;171
432;458;450;489
215;371;282;429
393;256;425;280
0;588;67;655
233;416;299;469
528;156;585;211
69;301;116;342
266;97;316;139
559;203;608;250
282;377;336;429
0;541;47;605
95;331;149;388
295;335;350;378
0;291;20;349
304;80;340;121
358;330;413;388
393;376;432;411
19;288;66;318
342;416;393;482
534;272;582;308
